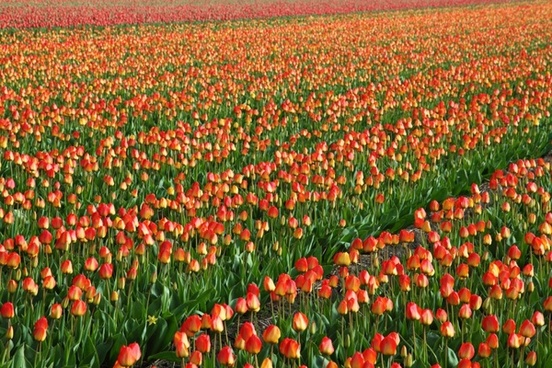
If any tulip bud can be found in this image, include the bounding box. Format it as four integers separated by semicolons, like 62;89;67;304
525;351;537;366
398;353;411;367
6;325;13;340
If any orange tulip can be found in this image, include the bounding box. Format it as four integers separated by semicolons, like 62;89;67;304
117;342;141;367
217;346;236;366
33;317;48;342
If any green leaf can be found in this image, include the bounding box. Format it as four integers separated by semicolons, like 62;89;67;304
146;317;168;354
108;333;127;363
80;335;100;368
96;340;113;366
147;351;180;363
447;346;459;367
11;344;28;368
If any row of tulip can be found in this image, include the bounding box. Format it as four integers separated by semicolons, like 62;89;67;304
0;0;513;28
174;156;552;367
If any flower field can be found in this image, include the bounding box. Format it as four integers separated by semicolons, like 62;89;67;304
0;0;513;28
1;0;552;367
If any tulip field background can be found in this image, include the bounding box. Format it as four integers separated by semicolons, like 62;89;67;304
1;0;552;367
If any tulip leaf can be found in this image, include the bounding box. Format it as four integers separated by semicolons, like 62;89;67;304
108;333;127;363
11;344;29;368
446;346;459;366
130;299;146;320
309;355;330;368
147;351;180;363
80;336;100;368
145;317;168;354
95;340;113;366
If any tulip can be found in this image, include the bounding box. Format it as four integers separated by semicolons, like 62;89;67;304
181;315;202;336
260;358;273;368
117;342;141;367
189;351;202;365
333;252;351;266
486;333;499;349
50;303;63;319
519;320;536;338
525;351;537;366
292;312;308;332
507;333;524;349
234;297;248;314
319;336;335;355
458;342;475;360
217;346;236;366
406;302;421;321
503;319;516;334
195;333;211;353
481;315;499;333
245;334;262;354
458;304;472;320
33;317;48;342
0;302;14;319
262;325;281;344
380;335;398;356
71;300;87;316
478;342;491;358
435;308;448;323
174;331;190;358
421;309;434;325
98;263;114;279
279;338;300;359
6;326;13;340
531;311;545;326
246;292;260;312
440;321;455;338
61;259;73;274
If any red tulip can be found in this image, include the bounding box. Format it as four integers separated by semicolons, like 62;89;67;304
181;315;202;336
478;342;491;358
0;302;14;319
33;316;48;342
319;336;334;355
421;309;434;325
519;320;536;338
525;351;537;366
503;319;516;334
217;346;236;366
195;333;211;353
279;338;300;359
406;302;421;321
458;304;472;320
507;333;524;349
71;300;87;317
98;263;113;279
458;342;475;360
531;311;545;326
481;315;499;333
117;343;141;367
486;333;499;349
380;335;398;356
189;350;202;365
245;334;262;354
50;303;63;319
440;321;455;338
